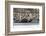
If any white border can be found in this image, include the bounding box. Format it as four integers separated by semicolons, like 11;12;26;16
10;5;42;32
